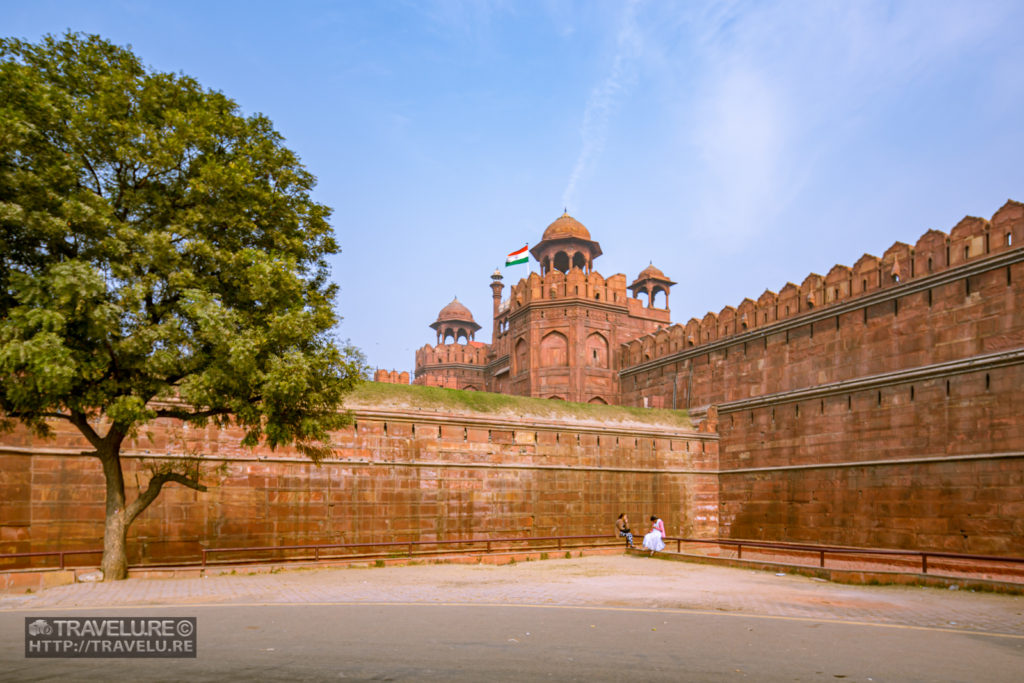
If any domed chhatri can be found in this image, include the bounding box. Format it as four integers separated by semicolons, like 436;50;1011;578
531;211;603;275
629;262;676;310
430;297;481;344
542;211;592;242
434;297;476;325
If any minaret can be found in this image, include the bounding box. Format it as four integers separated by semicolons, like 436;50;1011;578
490;269;504;341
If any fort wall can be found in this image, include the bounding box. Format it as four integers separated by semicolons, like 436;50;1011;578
0;408;717;567
618;200;1024;555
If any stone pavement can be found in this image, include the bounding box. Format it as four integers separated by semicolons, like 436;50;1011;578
2;555;1022;638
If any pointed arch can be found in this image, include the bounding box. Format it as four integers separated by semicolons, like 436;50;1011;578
540;331;569;367
585;332;609;368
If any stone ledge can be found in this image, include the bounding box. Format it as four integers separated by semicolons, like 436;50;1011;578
631;549;1024;595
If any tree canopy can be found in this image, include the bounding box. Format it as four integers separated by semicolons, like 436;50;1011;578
0;32;364;578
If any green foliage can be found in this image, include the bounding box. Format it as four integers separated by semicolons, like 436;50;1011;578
0;32;365;459
350;382;690;427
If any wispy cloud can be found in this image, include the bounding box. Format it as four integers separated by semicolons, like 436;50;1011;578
561;0;641;212
675;0;1012;251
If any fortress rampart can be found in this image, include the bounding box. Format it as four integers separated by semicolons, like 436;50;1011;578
618;200;1023;395
0;408;716;567
618;200;1024;554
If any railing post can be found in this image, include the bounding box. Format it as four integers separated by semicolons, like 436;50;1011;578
922;554;928;574
486;541;491;553
557;538;562;551
202;549;207;569
315;547;319;561
820;551;825;568
677;540;681;553
738;544;742;560
60;551;65;570
408;543;413;558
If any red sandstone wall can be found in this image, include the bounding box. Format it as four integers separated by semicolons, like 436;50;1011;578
0;410;716;567
720;459;1023;555
622;253;1024;410
616;202;1024;555
489;267;670;403
621;202;1024;409
717;364;1024;554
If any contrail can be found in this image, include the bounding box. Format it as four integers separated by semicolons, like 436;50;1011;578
562;0;640;211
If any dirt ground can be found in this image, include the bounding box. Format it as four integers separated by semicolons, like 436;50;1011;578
5;554;1022;636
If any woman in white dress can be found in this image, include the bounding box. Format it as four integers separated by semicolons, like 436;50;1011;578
642;515;666;555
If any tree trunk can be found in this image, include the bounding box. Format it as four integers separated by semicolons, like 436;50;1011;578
99;448;129;581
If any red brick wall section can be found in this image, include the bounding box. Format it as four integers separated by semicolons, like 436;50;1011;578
0;411;717;567
620;202;1024;408
719;458;1023;555
717;365;1024;555
616;201;1024;556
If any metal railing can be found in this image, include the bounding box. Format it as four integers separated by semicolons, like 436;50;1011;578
0;535;627;572
666;538;1024;576
2;536;1022;580
200;534;624;568
0;549;102;571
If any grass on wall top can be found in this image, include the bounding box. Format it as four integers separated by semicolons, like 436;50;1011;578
347;382;691;429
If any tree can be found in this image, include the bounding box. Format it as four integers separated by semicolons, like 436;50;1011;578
0;33;365;580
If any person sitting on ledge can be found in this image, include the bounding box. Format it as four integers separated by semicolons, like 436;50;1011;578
615;513;634;548
643;515;666;556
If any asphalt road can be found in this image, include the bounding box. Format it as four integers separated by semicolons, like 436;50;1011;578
2;602;1022;682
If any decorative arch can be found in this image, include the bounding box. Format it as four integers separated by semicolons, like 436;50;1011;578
540;332;569;367
514;338;528;374
588;396;608;405
585;332;609;368
553;251;570;273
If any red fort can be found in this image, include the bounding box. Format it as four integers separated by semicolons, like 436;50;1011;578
3;200;1023;572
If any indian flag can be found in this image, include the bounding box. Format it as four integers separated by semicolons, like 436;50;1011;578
505;244;528;266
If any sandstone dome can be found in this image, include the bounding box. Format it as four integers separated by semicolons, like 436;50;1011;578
542;212;592;242
434;297;476;324
637;263;668;280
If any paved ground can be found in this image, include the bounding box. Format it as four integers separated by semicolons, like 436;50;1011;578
1;555;1022;681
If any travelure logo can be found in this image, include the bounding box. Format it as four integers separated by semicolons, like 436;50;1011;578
24;616;197;658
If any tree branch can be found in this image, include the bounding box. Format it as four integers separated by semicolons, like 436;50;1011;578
79;155;105;196
125;471;208;526
153;407;232;421
65;411;106;451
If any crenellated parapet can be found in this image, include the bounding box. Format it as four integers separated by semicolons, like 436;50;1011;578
619;200;1024;369
414;342;490;369
374;369;411;385
501;268;630;314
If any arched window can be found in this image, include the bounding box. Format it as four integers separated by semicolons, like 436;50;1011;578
572;252;587;270
514;338;528;374
540;332;569;367
553;251;570;273
585;333;609;368
650;287;666;308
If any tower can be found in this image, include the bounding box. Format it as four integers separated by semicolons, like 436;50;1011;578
485;212;671;403
530;211;603;274
429;297;481;344
489;269;504;343
629;263;676;310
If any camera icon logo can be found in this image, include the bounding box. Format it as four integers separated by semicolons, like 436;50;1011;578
28;619;52;636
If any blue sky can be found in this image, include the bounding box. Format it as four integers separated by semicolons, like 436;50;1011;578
5;1;1024;374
